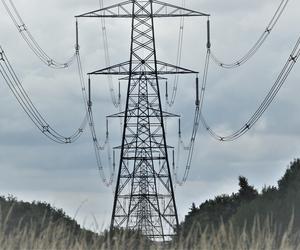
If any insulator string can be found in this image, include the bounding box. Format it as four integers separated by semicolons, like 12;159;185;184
174;50;210;185
98;0;121;108
165;0;186;107
75;45;116;186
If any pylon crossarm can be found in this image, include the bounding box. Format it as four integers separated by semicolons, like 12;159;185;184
76;1;132;18
152;0;209;17
156;60;198;74
89;61;130;75
113;145;174;150
76;0;209;18
89;60;198;75
119;76;167;81
107;109;179;118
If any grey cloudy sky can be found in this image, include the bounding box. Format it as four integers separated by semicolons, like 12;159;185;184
0;0;299;230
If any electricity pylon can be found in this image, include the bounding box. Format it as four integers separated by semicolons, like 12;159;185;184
77;0;208;241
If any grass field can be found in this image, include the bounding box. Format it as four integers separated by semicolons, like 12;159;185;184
1;216;300;250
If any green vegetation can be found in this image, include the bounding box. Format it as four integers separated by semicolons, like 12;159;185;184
2;159;300;249
0;195;79;234
179;159;300;248
0;196;153;249
179;175;258;235
0;196;100;248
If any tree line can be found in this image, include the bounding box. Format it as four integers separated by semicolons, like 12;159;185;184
179;159;300;240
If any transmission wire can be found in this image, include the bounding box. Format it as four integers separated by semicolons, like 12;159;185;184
1;0;77;69
166;0;185;107
0;47;87;144
210;0;290;69
173;0;292;186
201;35;300;142
75;47;116;187
98;0;121;109
174;50;210;186
1;0;119;186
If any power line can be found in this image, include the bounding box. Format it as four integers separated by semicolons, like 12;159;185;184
1;0;298;189
75;42;116;187
174;32;211;185
1;0;77;69
0;0;117;186
98;0;121;108
0;47;87;143
201;35;300;142
166;0;186;107
87;100;115;187
210;0;290;69
172;0;290;186
174;13;299;182
98;0;123;136
0;44;116;186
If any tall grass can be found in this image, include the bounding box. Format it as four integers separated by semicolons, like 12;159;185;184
1;210;300;250
175;216;300;250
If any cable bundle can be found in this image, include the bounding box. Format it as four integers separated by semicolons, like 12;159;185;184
174;50;210;185
210;0;290;69
0;48;87;143
201;36;300;142
1;0;77;69
0;0;297;187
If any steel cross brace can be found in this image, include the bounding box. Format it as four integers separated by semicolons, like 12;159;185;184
88;60;198;76
76;0;209;18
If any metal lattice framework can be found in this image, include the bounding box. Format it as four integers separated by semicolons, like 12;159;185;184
76;0;208;18
77;0;208;241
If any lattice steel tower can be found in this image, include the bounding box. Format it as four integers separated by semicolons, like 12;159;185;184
77;0;208;241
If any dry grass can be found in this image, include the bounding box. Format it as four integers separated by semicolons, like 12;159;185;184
175;218;300;250
1;214;300;250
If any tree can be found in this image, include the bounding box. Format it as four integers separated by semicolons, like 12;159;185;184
238;176;258;202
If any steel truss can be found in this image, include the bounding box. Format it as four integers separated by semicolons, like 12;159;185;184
76;0;208;18
77;0;208;241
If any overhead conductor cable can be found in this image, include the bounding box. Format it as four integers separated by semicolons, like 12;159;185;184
210;0;290;69
0;47;88;143
201;35;300;142
1;0;77;69
174;21;211;185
